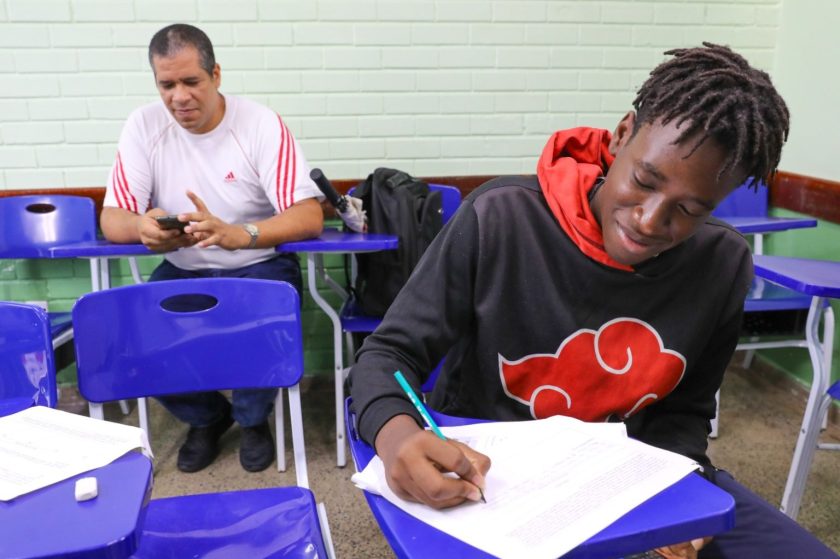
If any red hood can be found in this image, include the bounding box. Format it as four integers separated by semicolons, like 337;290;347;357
536;128;632;272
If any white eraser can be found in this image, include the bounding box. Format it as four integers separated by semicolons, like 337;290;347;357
75;477;98;502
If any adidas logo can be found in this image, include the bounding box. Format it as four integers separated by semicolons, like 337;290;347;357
224;171;236;183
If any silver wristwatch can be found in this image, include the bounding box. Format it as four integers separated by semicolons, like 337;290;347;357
242;223;259;249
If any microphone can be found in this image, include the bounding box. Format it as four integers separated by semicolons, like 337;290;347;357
310;168;348;213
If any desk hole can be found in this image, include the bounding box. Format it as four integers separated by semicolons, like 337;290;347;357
160;294;218;313
26;203;56;214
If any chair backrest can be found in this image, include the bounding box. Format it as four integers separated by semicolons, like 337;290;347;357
712;180;768;218
73;278;303;402
74;278;311;486
0;195;96;258
427;183;462;224
0;302;57;415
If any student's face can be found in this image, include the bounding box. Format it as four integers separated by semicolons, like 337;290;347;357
152;46;223;135
592;112;744;267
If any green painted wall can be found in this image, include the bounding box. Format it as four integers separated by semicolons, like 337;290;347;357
756;208;840;389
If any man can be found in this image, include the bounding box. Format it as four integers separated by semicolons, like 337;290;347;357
349;43;838;558
102;23;323;474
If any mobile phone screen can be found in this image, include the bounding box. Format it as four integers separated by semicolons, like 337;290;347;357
155;215;188;232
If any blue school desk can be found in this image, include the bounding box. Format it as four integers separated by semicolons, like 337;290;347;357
752;254;840;519
0;451;153;559
345;400;736;559
278;228;399;468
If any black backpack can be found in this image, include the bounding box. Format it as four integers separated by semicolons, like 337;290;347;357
351;168;443;316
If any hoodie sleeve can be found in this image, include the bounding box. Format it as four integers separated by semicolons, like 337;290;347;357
348;200;481;447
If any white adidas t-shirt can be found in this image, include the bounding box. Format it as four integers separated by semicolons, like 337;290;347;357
104;94;321;270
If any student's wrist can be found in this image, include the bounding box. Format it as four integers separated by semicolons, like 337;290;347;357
374;414;423;458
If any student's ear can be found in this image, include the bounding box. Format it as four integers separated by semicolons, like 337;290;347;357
609;111;636;156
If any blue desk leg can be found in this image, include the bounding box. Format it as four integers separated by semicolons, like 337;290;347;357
781;296;835;519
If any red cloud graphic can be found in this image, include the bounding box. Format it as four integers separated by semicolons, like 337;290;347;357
499;318;685;421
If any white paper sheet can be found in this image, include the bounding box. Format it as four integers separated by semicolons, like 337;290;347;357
352;415;698;559
0;406;152;501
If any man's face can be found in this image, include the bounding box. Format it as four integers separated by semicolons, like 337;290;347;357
152;46;223;134
591;113;744;267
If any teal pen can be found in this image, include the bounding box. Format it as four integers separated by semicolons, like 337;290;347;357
393;370;487;504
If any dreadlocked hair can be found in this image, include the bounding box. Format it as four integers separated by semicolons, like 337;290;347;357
632;42;789;187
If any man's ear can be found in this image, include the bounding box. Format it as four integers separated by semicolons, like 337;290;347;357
609;111;636;156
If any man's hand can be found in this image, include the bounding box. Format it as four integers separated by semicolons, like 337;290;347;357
138;208;197;253
654;537;711;559
374;414;491;509
180;190;251;250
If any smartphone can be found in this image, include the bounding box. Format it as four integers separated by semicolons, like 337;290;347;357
155;215;188;232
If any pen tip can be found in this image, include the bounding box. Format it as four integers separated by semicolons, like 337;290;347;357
479;488;487;504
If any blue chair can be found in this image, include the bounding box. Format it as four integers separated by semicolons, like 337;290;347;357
340;183;461;387
72;277;335;557
750;255;839;520
0;195;98;349
0;302;57;416
0;195;147;348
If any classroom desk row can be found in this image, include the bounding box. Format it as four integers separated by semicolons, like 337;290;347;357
0;215;822;558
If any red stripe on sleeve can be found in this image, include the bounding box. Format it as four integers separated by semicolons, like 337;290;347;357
110;164;127;210
113;154;130;210
287;133;297;209
275;115;286;211
281;123;292;210
116;152;139;213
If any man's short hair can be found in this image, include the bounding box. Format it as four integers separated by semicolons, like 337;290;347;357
148;23;216;76
633;42;789;186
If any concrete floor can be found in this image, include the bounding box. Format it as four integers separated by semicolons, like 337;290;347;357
61;354;840;558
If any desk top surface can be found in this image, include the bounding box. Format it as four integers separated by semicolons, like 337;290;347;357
346;404;735;559
47;240;153;258
753;254;840;298
277;228;398;253
0;452;153;559
721;216;817;234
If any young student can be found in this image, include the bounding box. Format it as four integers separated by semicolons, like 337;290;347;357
349;43;838;558
101;24;323;474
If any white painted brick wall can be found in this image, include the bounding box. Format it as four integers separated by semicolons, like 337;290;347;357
0;0;781;189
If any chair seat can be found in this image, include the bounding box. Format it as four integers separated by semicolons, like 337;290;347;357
133;487;327;558
339;297;383;333
48;311;73;339
744;280;813;312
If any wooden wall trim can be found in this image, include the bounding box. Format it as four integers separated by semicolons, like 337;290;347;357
770;171;840;224
3;171;839;224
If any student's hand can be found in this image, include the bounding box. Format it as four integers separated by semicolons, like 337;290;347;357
180;191;252;250
374;414;491;510
138;208;197;252
654;537;711;559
